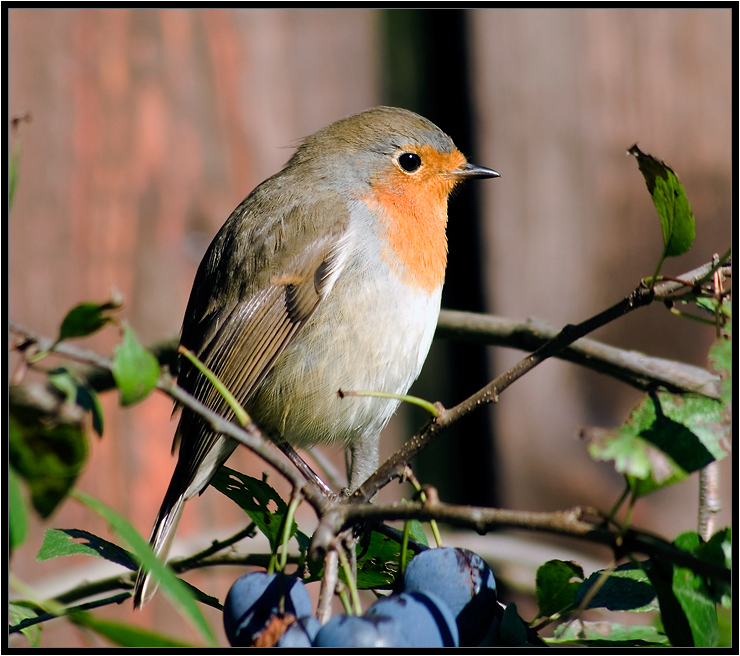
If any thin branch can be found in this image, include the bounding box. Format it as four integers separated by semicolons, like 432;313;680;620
350;260;730;504
7;323;332;517
9;593;131;635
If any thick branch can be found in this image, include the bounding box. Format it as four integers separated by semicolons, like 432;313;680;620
313;497;730;584
436;311;720;398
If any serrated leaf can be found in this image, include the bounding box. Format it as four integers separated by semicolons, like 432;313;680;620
111;323;160;405
535;559;584;617
9;602;41;647
57;302;117;342
210;467;293;552
9;464;29;552
71;489;216;646
9;413;88;518
69;611;195;647
628;144;695;258
37;528;138;570
551;620;669;646
586;389;730;497
574;562;657;612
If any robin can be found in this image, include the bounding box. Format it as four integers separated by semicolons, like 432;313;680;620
133;106;498;607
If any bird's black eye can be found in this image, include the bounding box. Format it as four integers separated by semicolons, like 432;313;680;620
397;152;422;173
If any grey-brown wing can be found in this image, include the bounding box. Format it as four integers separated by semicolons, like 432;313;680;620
169;196;352;495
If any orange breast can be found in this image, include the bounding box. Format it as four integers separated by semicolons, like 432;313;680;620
362;146;467;292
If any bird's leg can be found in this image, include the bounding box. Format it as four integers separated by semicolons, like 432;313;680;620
277;441;339;501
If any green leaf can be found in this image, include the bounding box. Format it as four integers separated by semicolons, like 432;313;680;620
628;144;695;258
9;413;88;518
551;620;669;646
694;527;732;606
586;389;730;497
355;531;413;589
69;611;195;647
643;532;723;648
37;528;138;570
210;467;293;552
574;562;657;612
645;557;694;647
57;300;119;342
76;383;105;436
407;519;429;547
9;465;29;552
47;368;78;403
675;529;729;618
499;602;528;647
535;559;584;617
71;489;216;646
48;368;105;437
111;323;160;406
9;602;41;647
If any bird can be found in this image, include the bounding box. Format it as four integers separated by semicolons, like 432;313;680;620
132;106;498;607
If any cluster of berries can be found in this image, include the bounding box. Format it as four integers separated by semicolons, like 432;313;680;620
223;547;500;647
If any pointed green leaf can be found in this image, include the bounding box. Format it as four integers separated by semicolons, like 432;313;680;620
499;602;528;646
71;489;216;646
628;144;695;258
37;528;137;570
58;301;118;342
111;323;160;405
574;562;657;612
407;519;429;548
535;559;584;617
69;611;195;647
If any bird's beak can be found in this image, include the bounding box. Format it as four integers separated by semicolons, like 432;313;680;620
452;161;500;180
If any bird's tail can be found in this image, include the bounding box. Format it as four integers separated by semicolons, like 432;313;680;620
132;492;186;609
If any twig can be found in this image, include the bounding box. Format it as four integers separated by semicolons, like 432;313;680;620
316;549;339;623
